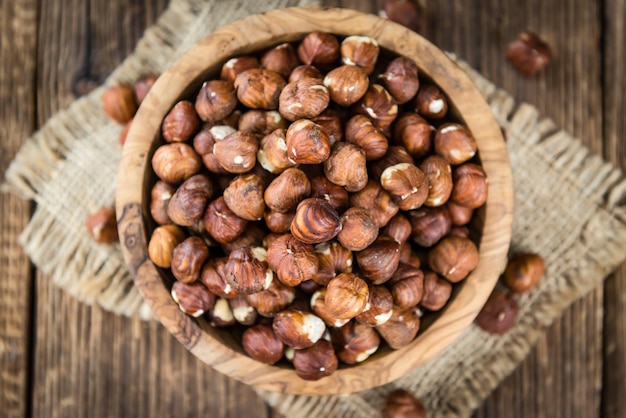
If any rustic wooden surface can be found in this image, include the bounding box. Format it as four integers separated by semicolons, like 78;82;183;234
0;0;623;416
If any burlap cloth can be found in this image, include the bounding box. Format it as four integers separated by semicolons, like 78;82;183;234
4;0;626;416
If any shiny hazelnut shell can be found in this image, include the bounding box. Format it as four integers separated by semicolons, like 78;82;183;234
382;389;427;418
297;31;340;67
451;163;488;209
420;155;453;207
264;167;311;214
330;321;380;364
325;272;370;319
337;207;379;251
170;236;210;283
323;65;369;106
272;309;326;349
86;207;119;244
170;281;215;318
356;285;393;326
323;142;368;192
148;224;186;268
194;80;237;123
407;206;452;248
224;247;271;294
427;236;478;283
355;237;401;285
475;289;519;334
292;339;338;381
376;305;421;349
504;253;545;294
285;119;332;165
291;198;342;245
267;234;319;287
166;174;214;227
234;68;286;110
420;271;452;311
223;173;266;221
242;324;284;365
162;100;200;143
245;276;296;317
151;142;202;183
202;197;248;244
102;83;137;124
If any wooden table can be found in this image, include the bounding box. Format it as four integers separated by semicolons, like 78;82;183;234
1;0;624;417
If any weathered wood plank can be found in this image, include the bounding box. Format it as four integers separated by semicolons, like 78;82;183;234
0;1;38;417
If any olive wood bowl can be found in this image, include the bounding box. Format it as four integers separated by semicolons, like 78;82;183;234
116;7;513;395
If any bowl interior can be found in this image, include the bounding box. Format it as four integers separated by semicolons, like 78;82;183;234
116;6;513;395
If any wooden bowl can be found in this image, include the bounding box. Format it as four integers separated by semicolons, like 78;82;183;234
116;7;513;395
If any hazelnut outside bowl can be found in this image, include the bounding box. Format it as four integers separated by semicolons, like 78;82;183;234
116;7;513;395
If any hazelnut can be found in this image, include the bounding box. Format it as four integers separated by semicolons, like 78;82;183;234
331;321;380;364
378;56;420;104
369;146;414;179
264;210;295;234
86;207;118;244
272;309;326;349
420;155;453;207
380;163;429;211
207;297;237;327
238;110;288;137
447;201;474;226
324;272;370;320
323;142;368;192
292;339;338;381
118;119;132;147
310;176;350;212
148;224;186;268
257;129;294;174
298;279;322;295
376;305;421;349
225;246;272;294
349;180;399;227
134;74;159;104
213;130;258;174
228;294;258;325
420;271;452;311
291;198;342;244
267;234;319;286
356;285;393;326
170;236;210;283
220;56;260;83
199;257;239;299
313;241;353;285
414;84;448;120
194;80;238;123
166;174;214;227
434;123;478;165
242;324;284;364
340;35;379;74
192;126;230;174
428;236;478;283
449;225;470;238
338;207;378;251
475;289;519;334
279;78;330;121
263;232;283;249
505;31;551;77
389;264;424;309
504;253;545;294
323;65;369;106
150;181;175;225
393;112;433;159
220;109;242;129
381;213;412;244
260;43;300;79
264;167;311;213
101;83;136;124
234;68;286;110
311;108;343;145
289;65;324;82
202;197;247;244
171;281;215;318
382;389;427;418
220;224;265;254
246;276;296;317
152;142;202;183
345;114;389;160
380;0;421;31
399;242;422;269
407;206;452;247
162;100;200;143
310;288;350;328
297;32;340;68
451;163;488;209
285;119;331;164
222;173;266;221
356;237;401;285
354;84;398;130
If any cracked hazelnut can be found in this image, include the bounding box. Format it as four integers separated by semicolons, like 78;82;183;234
148;224;186;268
202;197;247;244
380;163;429;211
323;142;368;192
311;108;343;145
338;207;378;251
171;281;215;318
86;207;118;244
356;237;401;285
389;264;424;309
239;110;289;138
393;112;433;159
162;100;200;143
382;389;427;418
376;305;421;349
150;181;175;225
381;213;412;244
434;123;477;165
225;246;272;294
323;64;369;106
345;114;389;160
475;289;519;334
207;297;237;327
331;321;380;364
192;126;228;174
260;43;300;79
171;236;210;283
356;285;393;326
341;35;379;75
379;56;419;104
428;236;478;283
504;253;545;294
213;130;258;174
420;271;452;311
279;77;330;121
223;173;266;221
310;176;350;212
229;294;258;325
414;84;448;120
152;142;202;183
407;206;452;247
292;339;338;381
257;129;294;174
369;146;414;179
451;163;488;209
420;155;453;207
167;174;214;227
264;167;311;213
272;309;326;349
264;210;295;234
285;119;331;164
234;68;286;110
325;272;370;319
381;0;421;32
267;234;319;286
220;56;260;83
297;32;340;68
310;288;350;328
506;31;551;77
134;74;158;104
246;276;296;317
354;84;398;130
102;83;136;124
200;257;239;299
313;241;353;285
447;201;474;226
291;198;342;244
350;180;399;228
194;80;237;123
289;65;324;82
242;324;284;364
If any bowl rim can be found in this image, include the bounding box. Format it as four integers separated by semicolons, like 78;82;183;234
116;6;513;395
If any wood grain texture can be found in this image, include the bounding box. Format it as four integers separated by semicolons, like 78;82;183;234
0;1;38;418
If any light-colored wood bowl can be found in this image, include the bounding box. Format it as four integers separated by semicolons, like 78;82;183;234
116;7;513;395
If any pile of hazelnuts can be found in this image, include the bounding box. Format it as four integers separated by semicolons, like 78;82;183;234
146;31;488;381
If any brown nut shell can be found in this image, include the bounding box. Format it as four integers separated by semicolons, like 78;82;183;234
323;65;369;106
264;210;295;234
323;142;368;192
223;173;266;221
213;130;259;174
170;236;210;283
353;84;398;131
504;253;545;294
202;197;248;244
338;207;378;251
272;309;326;349
331;321;380;364
260;43;300;79
376;305;421;349
234;68;286;110
264;168;311;213
220;56;260;83
257;128;294;174
102;83;137;124
380;163;429;211
239;110;289;138
420;155;453;207
407;206;452;248
393;112;433;160
378;56;420;104
151;142;202;183
349;180;399;228
381;213;412;244
148;224;186;268
200;257;239;299
297;32;340;67
291;198;342;245
289;65;324;82
292;339;338;381
166;174;214;227
242;324;284;364
313;241;354;285
505;31;552;77
382;389;427;418
86;207;119;245
285;119;331;165
311;108;343;145
447;201;474;226
345;114;389;161
225;247;272;294
389;265;424;309
420;271;452;311
245;276;296;317
434;123;478;165
194;80;237;123
162;100;200;143
428;236;478;283
475;289;519;334
279;78;330;121
171;281;215;318
325;272;370;320
451;163;488;209
356;285;393;326
340;35;379;75
414;84;448;120
267;234;319;287
355;237;401;285
310;288;350;328
310;176;350;212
